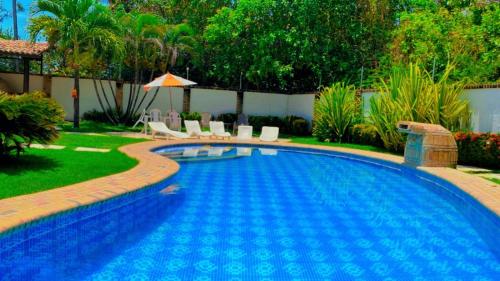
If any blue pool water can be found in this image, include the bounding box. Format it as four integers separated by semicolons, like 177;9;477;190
1;145;499;280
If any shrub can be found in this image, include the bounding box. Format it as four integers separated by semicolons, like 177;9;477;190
455;132;500;169
350;124;384;147
248;115;284;132
283;115;309;136
83;109;112;123
313;82;358;142
370;64;470;152
181;112;201;121
0;92;64;157
217;113;237;124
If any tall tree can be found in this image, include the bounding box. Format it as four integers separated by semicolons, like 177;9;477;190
11;0;17;39
30;0;121;128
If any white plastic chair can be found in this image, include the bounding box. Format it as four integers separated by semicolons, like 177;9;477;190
148;122;189;140
149;109;162;122
259;126;279;142
166;111;181;131
209;121;231;139
237;125;253;141
133;109;148;128
184;120;212;138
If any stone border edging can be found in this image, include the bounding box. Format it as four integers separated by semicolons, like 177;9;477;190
0;138;498;234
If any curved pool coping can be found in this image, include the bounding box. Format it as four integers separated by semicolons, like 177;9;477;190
0;138;498;234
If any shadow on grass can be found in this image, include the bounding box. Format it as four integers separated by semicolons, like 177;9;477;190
0;154;60;175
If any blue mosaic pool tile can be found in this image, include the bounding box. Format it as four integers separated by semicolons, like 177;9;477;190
1;145;499;280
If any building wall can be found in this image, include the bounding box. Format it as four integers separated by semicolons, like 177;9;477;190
2;72;496;132
190;89;237;115
0;72;43;93
288;94;315;123
464;89;500;133
243;92;289;117
51;77;116;120
122;84;184;116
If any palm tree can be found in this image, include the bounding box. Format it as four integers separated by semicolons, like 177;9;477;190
154;23;196;73
117;10;162;122
11;0;18;40
29;0;121;128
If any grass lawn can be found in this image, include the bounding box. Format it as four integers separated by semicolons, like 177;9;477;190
0;133;147;199
290;136;394;153
60;120;142;133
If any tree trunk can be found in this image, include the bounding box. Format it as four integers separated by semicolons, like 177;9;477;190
73;69;80;128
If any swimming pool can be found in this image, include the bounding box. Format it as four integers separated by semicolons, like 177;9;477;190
1;144;499;280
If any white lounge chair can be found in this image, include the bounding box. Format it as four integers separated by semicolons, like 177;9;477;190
259;126;279;142
208;147;224;157
209;121;231;139
148;122;189;140
184;120;212;138
237;125;253;141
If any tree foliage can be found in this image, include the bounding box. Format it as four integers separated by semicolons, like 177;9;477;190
381;2;499;84
204;0;397;91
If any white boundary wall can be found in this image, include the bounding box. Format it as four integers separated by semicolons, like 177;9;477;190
362;88;500;133
1;72;497;132
190;89;237;115
123;84;184;114
0;72;43;93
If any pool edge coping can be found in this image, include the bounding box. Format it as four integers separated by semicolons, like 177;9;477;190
0;138;498;234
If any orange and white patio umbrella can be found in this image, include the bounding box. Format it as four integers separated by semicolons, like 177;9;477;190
144;72;197;112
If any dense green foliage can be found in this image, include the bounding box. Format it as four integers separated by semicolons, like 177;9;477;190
21;0;498;94
350;124;384;147
382;4;500;84
370;64;470;151
0;92;64;157
0;133;144;199
313;83;359;142
204;0;396;91
455;132;500;169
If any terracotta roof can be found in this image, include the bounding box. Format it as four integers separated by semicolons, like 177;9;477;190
0;39;49;58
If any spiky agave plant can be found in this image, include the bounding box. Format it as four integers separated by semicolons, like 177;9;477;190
313;82;358;142
369;63;469;152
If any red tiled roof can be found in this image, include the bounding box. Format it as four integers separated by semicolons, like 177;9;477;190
0;39;49;57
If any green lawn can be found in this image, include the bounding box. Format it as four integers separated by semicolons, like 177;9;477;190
60;120;142;133
290;136;392;153
0;133;147;199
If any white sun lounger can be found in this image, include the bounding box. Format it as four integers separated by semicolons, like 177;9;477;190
209;121;231;139
259;126;279;142
237;125;253;141
184;120;212;138
148;122;189;140
237;147;252;156
208;147;224;156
